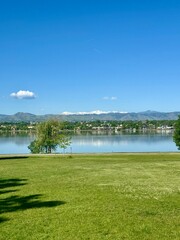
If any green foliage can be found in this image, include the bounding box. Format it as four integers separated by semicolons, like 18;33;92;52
28;119;71;154
59;135;71;151
28;140;41;153
173;116;180;150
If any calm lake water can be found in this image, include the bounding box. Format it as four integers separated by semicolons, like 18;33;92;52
0;132;178;154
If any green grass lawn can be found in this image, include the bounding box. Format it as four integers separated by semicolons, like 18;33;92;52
0;153;180;240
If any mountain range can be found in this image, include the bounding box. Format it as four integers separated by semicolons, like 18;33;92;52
0;111;179;122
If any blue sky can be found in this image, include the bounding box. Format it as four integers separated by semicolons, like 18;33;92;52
0;0;180;115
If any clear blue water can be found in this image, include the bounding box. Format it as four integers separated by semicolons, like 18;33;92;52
0;132;178;154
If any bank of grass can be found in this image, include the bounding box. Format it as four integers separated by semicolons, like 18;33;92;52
0;153;179;240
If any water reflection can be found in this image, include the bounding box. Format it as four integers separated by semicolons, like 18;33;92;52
0;134;35;154
70;133;177;153
0;136;35;146
0;132;177;154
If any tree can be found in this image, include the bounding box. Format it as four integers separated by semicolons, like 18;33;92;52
173;116;180;150
59;135;71;154
28;140;42;154
28;119;71;154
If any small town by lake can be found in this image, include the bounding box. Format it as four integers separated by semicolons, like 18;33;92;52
0;131;178;154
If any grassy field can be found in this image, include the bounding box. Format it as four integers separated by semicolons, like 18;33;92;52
0;153;179;240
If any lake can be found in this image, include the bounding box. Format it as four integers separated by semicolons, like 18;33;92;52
0;131;178;154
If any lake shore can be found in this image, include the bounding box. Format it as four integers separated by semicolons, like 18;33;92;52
0;151;179;159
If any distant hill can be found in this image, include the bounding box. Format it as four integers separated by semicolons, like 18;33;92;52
0;111;179;122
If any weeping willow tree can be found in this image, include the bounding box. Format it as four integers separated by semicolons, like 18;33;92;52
173;115;180;150
28;119;71;154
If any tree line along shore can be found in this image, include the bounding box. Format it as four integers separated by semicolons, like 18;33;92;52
0;119;176;134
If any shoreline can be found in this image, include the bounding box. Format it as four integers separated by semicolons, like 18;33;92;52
0;152;179;158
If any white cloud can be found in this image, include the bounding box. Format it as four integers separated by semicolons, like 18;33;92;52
10;90;36;100
102;96;117;101
111;96;117;100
